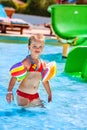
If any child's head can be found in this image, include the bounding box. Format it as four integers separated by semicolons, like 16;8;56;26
28;34;45;57
28;34;45;46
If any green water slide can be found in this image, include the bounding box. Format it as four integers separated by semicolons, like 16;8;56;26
64;46;87;80
48;4;87;46
48;4;87;80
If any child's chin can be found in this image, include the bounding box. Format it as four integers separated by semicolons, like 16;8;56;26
35;53;40;56
34;54;40;58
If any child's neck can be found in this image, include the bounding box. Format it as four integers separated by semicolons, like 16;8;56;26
30;55;39;62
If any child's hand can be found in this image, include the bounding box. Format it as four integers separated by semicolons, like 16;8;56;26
6;92;14;103
48;94;52;102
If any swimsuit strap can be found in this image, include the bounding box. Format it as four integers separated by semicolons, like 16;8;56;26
29;55;34;64
29;55;38;71
27;55;44;72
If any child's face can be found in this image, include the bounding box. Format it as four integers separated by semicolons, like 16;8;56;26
28;41;44;58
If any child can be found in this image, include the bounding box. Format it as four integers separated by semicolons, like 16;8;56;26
6;34;52;107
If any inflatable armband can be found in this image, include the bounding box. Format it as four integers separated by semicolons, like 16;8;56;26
42;61;56;82
10;62;28;81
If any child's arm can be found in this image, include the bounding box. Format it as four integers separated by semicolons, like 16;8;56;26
6;77;17;103
42;81;52;102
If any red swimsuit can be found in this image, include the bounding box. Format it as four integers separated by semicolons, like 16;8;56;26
16;90;39;102
16;55;44;102
29;62;43;72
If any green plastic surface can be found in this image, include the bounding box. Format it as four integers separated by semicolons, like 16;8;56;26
64;46;87;73
81;59;87;80
48;4;87;40
48;4;87;80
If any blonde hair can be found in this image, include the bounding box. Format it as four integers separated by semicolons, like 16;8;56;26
28;34;45;45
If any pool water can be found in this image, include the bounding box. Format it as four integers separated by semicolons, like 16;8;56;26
0;43;87;130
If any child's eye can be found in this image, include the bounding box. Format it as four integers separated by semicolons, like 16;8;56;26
33;46;37;48
39;46;43;49
32;45;43;49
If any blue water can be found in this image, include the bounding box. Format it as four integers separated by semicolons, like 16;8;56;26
0;43;87;130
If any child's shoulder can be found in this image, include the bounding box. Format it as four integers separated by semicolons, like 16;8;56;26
22;56;31;69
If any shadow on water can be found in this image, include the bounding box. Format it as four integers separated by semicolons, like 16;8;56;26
0;107;47;117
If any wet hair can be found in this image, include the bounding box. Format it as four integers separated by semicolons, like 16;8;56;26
28;34;45;45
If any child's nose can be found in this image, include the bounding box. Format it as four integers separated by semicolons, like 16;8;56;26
36;47;40;49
